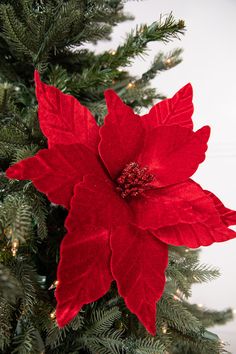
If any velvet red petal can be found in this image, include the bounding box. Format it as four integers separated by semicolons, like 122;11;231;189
34;71;99;151
152;182;236;248
155;221;236;248
56;188;112;326
137;125;210;187
142;83;193;129
104;89;134;117
204;190;236;226
56;229;112;327
110;224;168;335
130;179;216;230
6;144;104;209
73;174;130;228
99;90;143;179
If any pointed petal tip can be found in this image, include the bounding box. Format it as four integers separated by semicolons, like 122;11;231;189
34;69;40;84
186;82;193;90
56;314;68;328
205;190;236;226
181;83;193;100
34;70;43;96
5;167;13;179
195;125;211;143
5;165;20;180
104;88;120;104
147;324;156;336
56;314;71;329
201;125;211;140
176;82;193;96
138;309;157;336
104;88;134;118
104;88;116;96
56;318;65;328
55;303;78;328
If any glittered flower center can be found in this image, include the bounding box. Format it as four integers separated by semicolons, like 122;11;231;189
116;162;155;198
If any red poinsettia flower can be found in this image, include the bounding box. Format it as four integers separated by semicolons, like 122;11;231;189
6;71;236;335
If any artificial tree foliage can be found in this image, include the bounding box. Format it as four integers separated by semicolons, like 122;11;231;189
0;1;233;353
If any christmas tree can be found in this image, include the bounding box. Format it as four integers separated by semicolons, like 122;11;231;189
0;1;234;353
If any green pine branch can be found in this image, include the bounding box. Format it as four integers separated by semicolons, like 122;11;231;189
158;293;203;335
137;48;183;84
96;13;185;69
0;296;14;351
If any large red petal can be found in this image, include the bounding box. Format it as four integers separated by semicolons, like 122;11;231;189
142;83;193;129
56;189;112;326
154;222;236;248
204;190;236;226
73;174;130;229
99;90;143;179
110;224;168;335
6;144;105;209
151;181;236;247
34;71;99;151
130;180;216;230
137;125;210;187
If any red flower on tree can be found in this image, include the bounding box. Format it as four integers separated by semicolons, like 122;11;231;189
6;71;236;335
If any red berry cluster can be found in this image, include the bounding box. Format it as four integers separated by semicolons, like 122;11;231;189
116;162;155;198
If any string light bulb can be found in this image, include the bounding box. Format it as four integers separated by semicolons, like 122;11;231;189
197;303;203;308
173;294;181;301
176;288;181;296
139;26;144;34
50;310;56;320
4;227;13;239
110;50;116;56
127;81;135;89
165;58;173;67
162;323;168;334
11;239;19;257
49;280;59;290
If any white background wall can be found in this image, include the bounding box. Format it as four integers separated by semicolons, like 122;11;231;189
95;0;236;350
